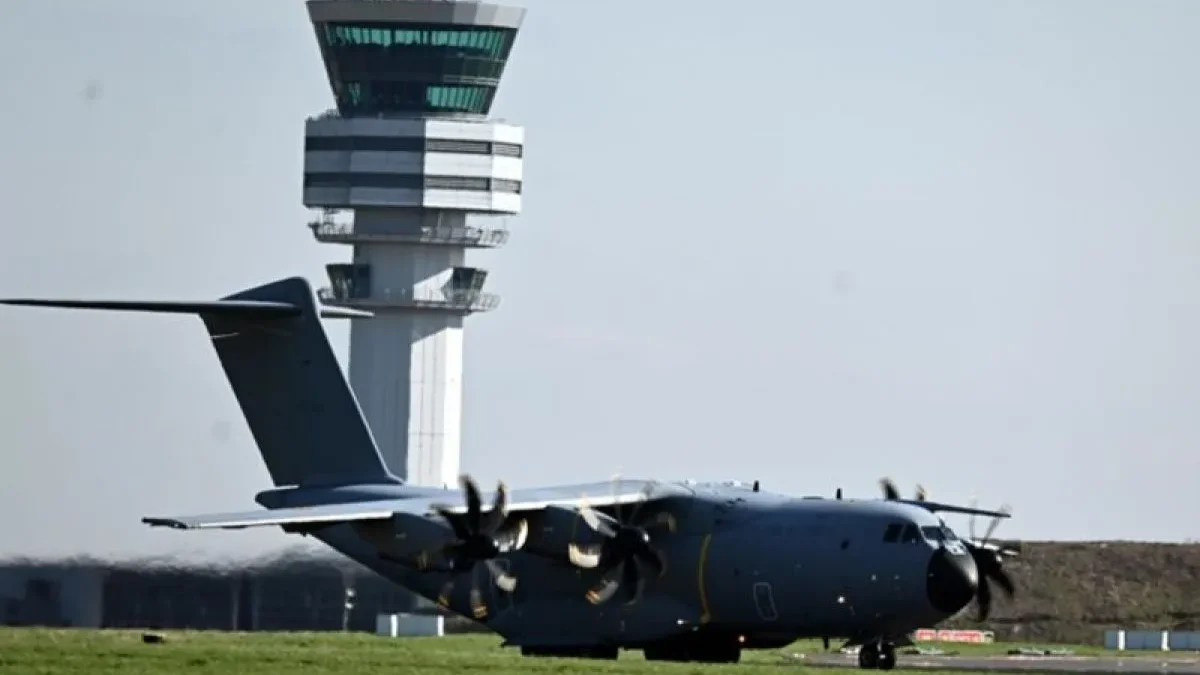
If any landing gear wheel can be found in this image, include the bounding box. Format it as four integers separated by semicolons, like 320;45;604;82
857;642;879;669
694;643;740;663
520;645;617;660
643;637;740;663
877;642;896;671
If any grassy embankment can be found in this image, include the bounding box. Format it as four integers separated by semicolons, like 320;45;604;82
944;541;1200;644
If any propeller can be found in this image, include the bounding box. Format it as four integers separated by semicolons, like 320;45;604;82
879;477;928;502
965;498;1019;620
567;477;677;606
408;475;529;619
879;477;1018;621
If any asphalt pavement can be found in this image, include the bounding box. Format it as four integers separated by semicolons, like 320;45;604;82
796;652;1200;674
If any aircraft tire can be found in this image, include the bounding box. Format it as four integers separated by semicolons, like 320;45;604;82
643;644;686;661
520;645;617;660
877;642;896;670
643;638;740;663
857;643;879;669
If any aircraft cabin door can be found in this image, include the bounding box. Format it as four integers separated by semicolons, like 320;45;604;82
752;582;779;621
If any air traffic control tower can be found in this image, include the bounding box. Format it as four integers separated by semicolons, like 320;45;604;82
302;0;525;488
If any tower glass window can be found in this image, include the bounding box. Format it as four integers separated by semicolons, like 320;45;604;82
316;22;518;115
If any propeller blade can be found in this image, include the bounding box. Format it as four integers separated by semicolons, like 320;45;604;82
622;556;645;605
469;567;488;619
976;574;992;621
492;518;528;554
982;503;1011;542
968;496;979;540
635;543;666;579
461;475;483;533
493;480;509;514
433;505;472;541
578;496;616;537
436;578;455;608
568;542;605;569
480;481;509;534
986;565;1016;597
625;481;657;525
586;562;623;605
642;511;677;534
880;477;901;500
611;471;624;523
483;559;518;593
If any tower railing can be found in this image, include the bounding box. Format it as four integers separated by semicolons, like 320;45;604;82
317;286;501;313
309;218;509;247
307;108;507;124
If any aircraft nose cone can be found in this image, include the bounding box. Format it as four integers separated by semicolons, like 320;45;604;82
926;547;978;615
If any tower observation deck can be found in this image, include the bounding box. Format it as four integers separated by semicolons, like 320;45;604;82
302;0;525;489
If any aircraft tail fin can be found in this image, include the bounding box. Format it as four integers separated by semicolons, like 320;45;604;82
2;277;398;488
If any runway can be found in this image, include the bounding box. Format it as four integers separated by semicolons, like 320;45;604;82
797;652;1200;674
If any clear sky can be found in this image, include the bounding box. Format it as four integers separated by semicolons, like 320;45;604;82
1;0;1197;561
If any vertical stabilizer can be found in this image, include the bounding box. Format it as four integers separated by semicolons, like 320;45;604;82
203;277;397;487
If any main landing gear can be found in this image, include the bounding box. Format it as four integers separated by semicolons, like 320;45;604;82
520;645;618;660
857;640;896;670
644;639;740;664
639;632;742;663
518;634;742;664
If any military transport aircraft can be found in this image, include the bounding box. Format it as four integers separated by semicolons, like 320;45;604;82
2;277;1020;670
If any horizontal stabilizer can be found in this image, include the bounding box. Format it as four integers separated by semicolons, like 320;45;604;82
142;501;404;530
319;306;374;319
0;298;372;320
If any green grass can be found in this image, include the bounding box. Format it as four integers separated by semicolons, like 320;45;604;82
0;629;1152;675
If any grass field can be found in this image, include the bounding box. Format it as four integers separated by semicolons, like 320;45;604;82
0;629;1149;675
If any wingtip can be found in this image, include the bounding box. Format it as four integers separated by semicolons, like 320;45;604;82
142;517;189;530
0;299;49;308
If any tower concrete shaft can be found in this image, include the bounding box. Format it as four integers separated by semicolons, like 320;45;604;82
303;0;525;487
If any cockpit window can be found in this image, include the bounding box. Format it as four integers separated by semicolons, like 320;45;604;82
901;524;920;543
921;524;960;543
882;523;902;543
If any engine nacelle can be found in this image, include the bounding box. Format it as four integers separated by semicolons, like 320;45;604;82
350;513;453;562
522;505;612;561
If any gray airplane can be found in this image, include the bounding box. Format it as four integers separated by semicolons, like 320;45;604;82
2;276;1019;669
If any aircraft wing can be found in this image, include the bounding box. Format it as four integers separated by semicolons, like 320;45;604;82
437;479;682;515
143;479;683;531
142;500;409;530
907;499;1011;520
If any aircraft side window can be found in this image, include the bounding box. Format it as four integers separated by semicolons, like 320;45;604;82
901;524;920;543
882;523;902;543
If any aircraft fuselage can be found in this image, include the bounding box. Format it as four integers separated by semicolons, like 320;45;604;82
268;480;978;654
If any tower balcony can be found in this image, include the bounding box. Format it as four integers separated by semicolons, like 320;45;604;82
309;217;509;248
317;285;500;314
